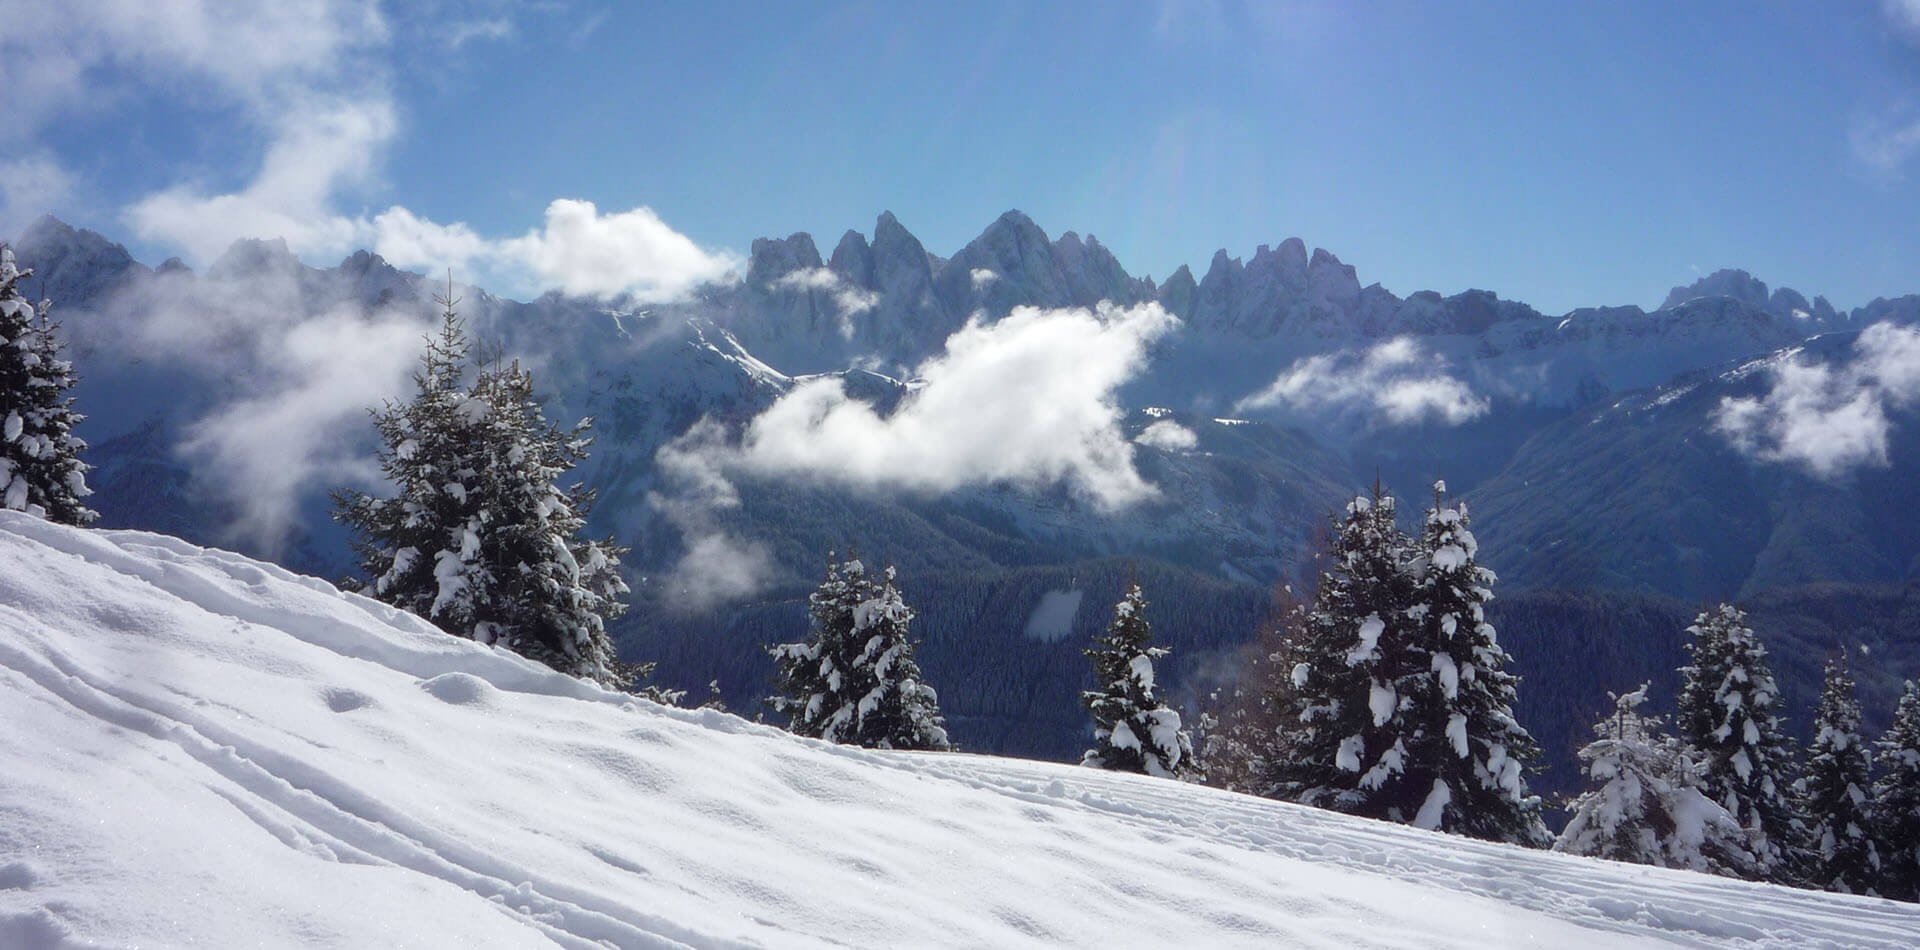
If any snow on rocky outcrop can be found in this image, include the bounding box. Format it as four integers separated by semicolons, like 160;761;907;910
3;511;1918;947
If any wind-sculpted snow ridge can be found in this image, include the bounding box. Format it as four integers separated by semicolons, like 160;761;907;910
2;512;1917;948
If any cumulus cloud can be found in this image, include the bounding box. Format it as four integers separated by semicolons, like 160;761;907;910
651;303;1179;603
1715;322;1920;478
733;303;1176;506
1236;337;1489;426
499;200;740;301
1134;419;1198;452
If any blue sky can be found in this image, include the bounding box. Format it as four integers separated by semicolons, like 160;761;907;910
9;1;1920;312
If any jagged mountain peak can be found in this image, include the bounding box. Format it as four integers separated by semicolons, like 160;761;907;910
10;215;145;306
827;229;874;286
745;232;823;286
1661;267;1771;312
208;236;303;281
1660;267;1841;328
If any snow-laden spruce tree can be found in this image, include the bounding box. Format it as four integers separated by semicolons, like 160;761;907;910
1874;680;1920;902
1081;583;1192;778
1676;603;1806;882
769;556;950;750
0;245;94;525
334;296;629;688
1397;482;1548;845
1555;684;1758;877
1799;650;1882;895
1267;485;1420;818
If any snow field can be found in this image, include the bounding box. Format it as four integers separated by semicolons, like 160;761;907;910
2;512;1918;947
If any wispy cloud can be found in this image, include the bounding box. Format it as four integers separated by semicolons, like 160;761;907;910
0;153;76;236
1715;322;1920;478
1855;3;1920;177
1849;104;1920;179
1236;337;1489;426
1885;0;1920;44
774;267;880;339
127;97;398;263
5;1;732;303
445;16;513;49
62;256;442;550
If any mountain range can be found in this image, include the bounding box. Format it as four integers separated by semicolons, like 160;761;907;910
9;210;1919;793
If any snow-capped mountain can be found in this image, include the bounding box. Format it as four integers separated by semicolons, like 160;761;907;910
9;211;1920;780
5;511;1915;948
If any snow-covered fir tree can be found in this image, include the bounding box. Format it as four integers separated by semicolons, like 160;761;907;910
1675;603;1806;883
1081;583;1192;778
0;246;94;525
769;556;950;751
1396;482;1548;845
1554;684;1758;877
1874;680;1920;902
1799;651;1882;895
334;295;630;688
1265;485;1420;819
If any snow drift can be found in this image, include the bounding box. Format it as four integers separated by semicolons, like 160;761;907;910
1;512;1916;948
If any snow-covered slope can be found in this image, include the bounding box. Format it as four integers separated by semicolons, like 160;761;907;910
3;513;1917;949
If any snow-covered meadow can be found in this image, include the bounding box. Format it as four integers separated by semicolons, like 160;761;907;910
2;511;1917;948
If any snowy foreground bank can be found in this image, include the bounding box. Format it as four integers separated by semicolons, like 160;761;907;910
1;513;1916;949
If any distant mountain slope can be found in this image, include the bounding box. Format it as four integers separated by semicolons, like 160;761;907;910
9;211;1920;782
5;512;1916;948
1472;332;1920;601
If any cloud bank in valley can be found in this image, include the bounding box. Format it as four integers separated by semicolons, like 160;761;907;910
1715;322;1920;478
653;303;1180;606
1236;337;1490;426
71;261;442;550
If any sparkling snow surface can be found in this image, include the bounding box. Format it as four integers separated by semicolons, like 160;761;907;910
2;514;1918;948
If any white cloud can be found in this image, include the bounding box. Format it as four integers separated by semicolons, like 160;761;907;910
970;267;998;289
650;303;1179;604
62;256;441;550
0;0;388;129
500;200;740;302
1236;337;1489;426
1716;322;1920;478
1134;419;1198;452
368;205;491;275
127;97;397;262
5;1;733;303
731;302;1177;508
178;307;427;546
